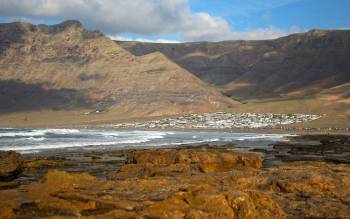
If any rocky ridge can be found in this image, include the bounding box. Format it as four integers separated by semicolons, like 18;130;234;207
117;29;350;100
0;20;236;117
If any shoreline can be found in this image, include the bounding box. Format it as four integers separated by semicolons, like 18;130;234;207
1;125;349;135
16;133;350;176
0;135;350;219
1;127;349;156
0;127;306;157
1;134;349;218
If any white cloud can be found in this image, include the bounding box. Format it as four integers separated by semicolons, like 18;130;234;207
109;26;300;43
227;26;301;41
0;0;301;42
109;35;180;44
0;0;231;42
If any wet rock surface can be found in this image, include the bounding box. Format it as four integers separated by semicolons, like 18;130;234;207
271;135;350;164
14;150;127;186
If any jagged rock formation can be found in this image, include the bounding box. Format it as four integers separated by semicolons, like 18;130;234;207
117;29;350;100
0;20;236;117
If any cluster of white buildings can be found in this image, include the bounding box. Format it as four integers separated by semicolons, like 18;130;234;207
112;112;321;129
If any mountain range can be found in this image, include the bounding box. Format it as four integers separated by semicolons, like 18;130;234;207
0;20;236;120
117;29;350;100
117;29;350;127
0;20;349;127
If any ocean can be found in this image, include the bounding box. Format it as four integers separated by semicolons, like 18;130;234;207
0;128;294;153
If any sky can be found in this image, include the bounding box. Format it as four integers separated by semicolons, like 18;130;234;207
0;0;349;43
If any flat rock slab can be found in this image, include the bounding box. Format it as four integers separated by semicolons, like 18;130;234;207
110;148;262;179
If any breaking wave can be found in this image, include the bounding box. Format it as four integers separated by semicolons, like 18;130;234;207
0;128;293;153
24;137;46;141
0;128;80;137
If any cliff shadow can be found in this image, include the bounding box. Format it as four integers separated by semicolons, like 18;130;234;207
0;80;92;113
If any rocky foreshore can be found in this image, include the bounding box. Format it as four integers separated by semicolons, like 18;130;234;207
0;135;349;218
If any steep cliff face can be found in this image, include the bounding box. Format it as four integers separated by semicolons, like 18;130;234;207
0;21;237;116
117;29;350;99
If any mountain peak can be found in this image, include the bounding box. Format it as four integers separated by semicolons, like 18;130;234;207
118;29;350;101
45;20;84;33
56;20;83;28
0;20;236;117
306;29;331;36
0;20;83;34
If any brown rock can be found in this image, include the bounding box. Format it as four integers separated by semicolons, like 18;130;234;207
268;161;350;218
0;149;349;218
0;151;24;180
0;169;283;219
109;149;262;179
111;163;194;180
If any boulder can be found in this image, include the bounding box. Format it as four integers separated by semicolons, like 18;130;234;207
109;148;262;179
0;151;24;180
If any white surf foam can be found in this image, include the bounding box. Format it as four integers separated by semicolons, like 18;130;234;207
0;131;173;151
24;137;46;141
223;133;295;141
1;141;123;151
45;129;80;135
0;129;80;137
0;128;294;153
0;130;48;137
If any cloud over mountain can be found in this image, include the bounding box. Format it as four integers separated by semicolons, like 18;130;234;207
0;0;234;41
0;0;301;41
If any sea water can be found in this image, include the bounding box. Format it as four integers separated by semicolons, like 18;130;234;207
0;128;294;153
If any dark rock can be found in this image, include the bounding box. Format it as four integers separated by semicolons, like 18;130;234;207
0;151;24;180
272;135;350;164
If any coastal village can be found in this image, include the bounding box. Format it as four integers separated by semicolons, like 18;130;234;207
112;112;322;129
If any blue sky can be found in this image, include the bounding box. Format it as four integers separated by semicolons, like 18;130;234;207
189;0;350;31
0;0;349;42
